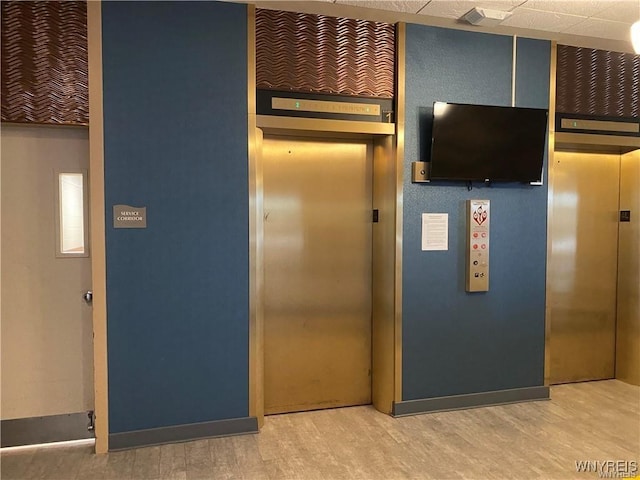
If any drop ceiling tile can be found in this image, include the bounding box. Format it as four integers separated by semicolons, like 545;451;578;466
520;0;612;17
591;0;639;23
335;0;429;13
501;7;586;30
562;17;634;41
417;0;525;19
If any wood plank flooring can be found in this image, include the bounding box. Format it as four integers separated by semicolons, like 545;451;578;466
2;380;638;479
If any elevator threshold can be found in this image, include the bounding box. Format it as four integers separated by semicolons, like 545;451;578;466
550;378;615;387
265;402;373;417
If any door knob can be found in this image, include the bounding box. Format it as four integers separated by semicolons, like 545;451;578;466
83;291;93;304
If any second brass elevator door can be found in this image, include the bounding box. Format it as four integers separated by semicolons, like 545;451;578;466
263;136;372;414
548;150;620;383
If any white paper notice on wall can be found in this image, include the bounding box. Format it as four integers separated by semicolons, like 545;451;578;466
422;213;448;251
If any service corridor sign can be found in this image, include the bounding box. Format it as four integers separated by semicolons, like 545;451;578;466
113;205;147;228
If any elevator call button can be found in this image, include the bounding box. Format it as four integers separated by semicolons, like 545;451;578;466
466;200;490;292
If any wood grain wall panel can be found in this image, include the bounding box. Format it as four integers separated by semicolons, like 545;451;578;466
256;9;395;99
1;1;88;125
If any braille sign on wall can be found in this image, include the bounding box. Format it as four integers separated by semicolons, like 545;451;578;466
113;205;147;228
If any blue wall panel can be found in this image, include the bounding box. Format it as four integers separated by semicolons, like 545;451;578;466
403;24;549;400
516;38;551;109
102;1;249;433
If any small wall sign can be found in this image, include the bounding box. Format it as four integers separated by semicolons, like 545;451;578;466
114;205;147;228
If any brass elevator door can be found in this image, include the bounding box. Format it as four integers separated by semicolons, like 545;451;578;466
263;136;372;414
549;150;620;384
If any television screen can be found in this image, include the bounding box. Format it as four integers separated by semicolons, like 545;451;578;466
429;102;548;183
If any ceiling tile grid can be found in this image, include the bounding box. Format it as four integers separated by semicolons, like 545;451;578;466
337;1;427;14
563;18;633;41
330;0;640;46
416;0;525;18
500;7;587;31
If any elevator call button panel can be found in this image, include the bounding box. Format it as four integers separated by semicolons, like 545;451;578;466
466;199;490;292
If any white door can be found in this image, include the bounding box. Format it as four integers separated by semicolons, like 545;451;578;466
1;125;93;431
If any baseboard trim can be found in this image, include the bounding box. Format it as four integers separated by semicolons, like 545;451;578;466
109;416;259;450
392;386;550;417
1;412;94;448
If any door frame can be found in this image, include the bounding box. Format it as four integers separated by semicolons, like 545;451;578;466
87;0;109;454
616;149;640;386
246;15;405;427
546;144;639;386
544;41;640;386
249;125;401;426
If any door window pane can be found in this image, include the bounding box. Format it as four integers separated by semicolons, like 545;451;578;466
58;173;85;254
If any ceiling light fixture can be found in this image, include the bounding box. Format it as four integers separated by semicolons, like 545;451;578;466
463;7;512;27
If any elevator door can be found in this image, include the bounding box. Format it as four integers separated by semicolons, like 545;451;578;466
263;136;372;414
548;150;620;384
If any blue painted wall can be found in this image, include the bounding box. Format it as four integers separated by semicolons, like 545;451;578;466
403;25;550;400
102;1;249;433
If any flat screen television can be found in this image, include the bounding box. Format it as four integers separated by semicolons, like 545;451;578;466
429;102;548;183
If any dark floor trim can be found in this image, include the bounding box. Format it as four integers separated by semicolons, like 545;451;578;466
109;416;259;451
392;386;550;417
1;412;94;447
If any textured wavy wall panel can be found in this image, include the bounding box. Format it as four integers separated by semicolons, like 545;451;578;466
1;1;88;125
556;45;639;118
256;9;395;98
